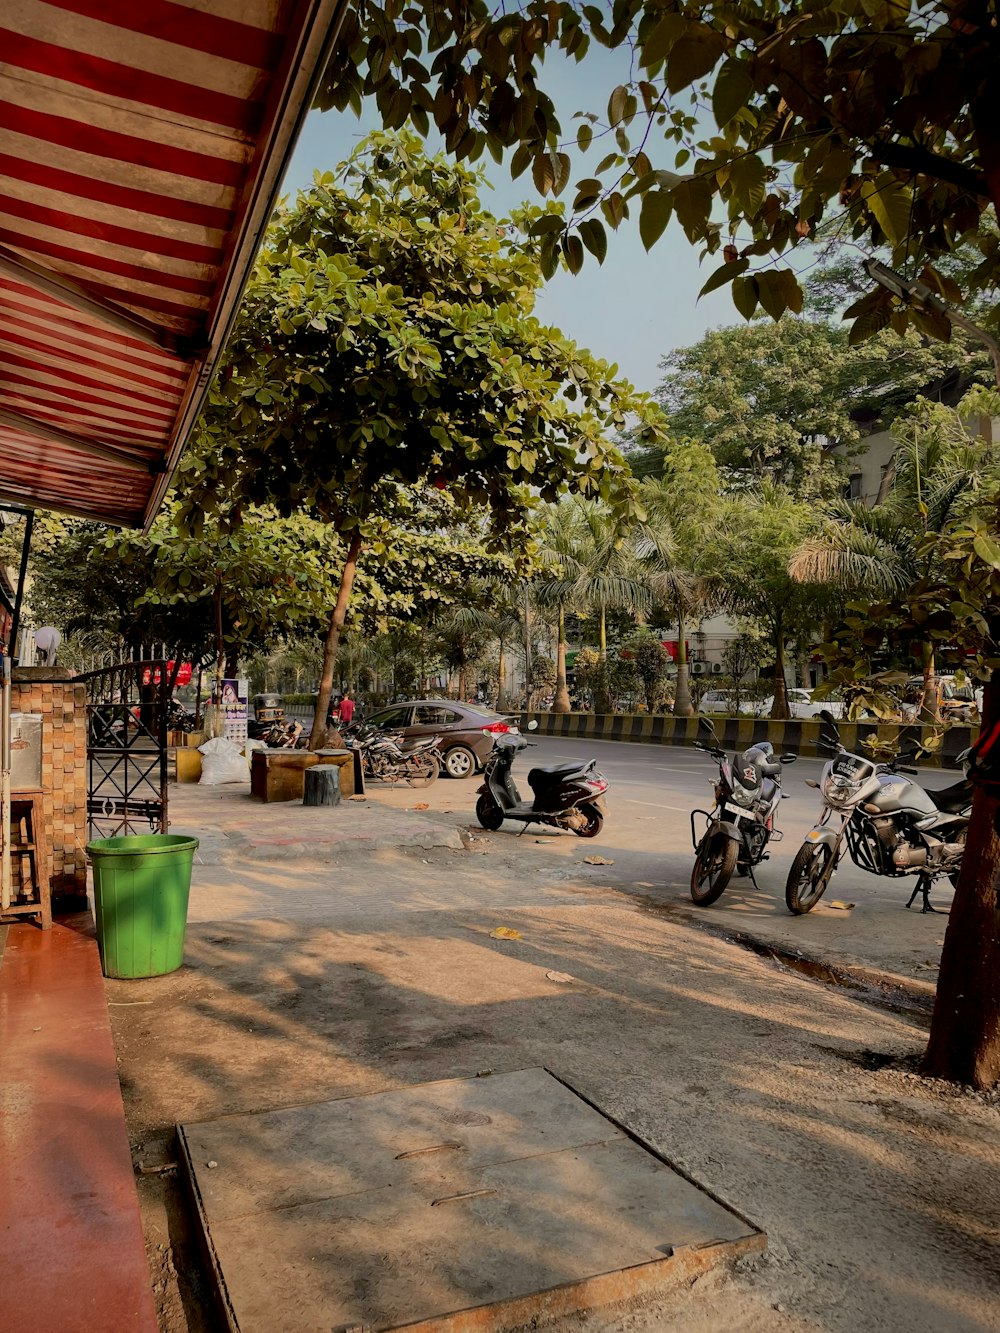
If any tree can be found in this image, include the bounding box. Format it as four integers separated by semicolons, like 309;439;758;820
658;319;993;498
187;133;664;745
792;393;1000;718
533;499;586;713
712;484;826;718
317;2;1000;329
623;630;671;713
638;441;721;714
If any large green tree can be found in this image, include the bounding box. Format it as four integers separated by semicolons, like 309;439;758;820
187;133;664;744
658;319;993;497
318;1;1000;327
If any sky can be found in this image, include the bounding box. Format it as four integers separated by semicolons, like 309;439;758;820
280;49;739;396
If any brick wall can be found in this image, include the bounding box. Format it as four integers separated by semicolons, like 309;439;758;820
12;669;88;898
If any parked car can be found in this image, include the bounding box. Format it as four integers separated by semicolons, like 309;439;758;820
361;699;520;778
898;675;980;723
758;689;846;720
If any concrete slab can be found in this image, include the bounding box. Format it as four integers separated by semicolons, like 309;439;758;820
179;1068;763;1332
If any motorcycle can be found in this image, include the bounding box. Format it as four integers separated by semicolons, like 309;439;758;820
345;723;441;786
474;721;609;836
167;699;198;733
255;720;305;749
690;716;797;905
786;710;972;915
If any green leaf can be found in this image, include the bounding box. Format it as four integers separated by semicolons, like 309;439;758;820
641;13;686;68
579;219;608;264
973;532;1000;569
860;174;912;247
577;123;593;152
848;305;891;345
532;151;555;196
727;154;767;213
699;257;749;298
755;270;788;320
562;232;585;274
731;274;759;320
667;29;727;94
639;189;672;250
712;60;753;129
608;84;627;126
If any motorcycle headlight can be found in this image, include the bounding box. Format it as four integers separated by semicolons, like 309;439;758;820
729;785;754;807
823;774;861;808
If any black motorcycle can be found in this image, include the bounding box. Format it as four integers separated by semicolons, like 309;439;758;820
690;717;797;905
475;724;608;836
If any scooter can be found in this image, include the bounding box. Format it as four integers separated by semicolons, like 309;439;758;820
475;722;609;837
690;716;797;905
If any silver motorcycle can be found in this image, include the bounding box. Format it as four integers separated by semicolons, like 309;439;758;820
786;710;972;915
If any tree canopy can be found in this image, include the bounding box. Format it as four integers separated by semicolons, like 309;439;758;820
316;0;1000;332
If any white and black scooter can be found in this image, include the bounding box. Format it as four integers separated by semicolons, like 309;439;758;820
786;710;972;915
690;716;797;904
475;721;609;837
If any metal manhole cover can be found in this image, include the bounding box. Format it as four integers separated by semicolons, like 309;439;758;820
179;1068;764;1332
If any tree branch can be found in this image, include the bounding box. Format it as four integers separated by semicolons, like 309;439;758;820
869;139;988;198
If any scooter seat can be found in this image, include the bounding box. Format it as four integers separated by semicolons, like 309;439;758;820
528;762;589;786
927;779;973;813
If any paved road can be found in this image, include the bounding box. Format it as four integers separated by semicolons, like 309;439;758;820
449;733;961;982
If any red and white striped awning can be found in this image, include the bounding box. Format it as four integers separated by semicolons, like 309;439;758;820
0;0;343;527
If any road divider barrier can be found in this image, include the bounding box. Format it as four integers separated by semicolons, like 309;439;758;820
518;712;977;769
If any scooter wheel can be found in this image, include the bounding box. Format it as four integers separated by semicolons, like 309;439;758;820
574;803;604;838
475;794;505;831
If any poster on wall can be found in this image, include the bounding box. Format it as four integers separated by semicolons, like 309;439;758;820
215;679;248;744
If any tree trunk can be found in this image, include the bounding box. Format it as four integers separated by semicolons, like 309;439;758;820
496;638;506;711
595;605;612;714
919;643;939;723
224;650;239;681
673;605;693;716
769;622;789;719
553;606;571;713
598;605;607;659
797;642;811;690
458;660;469;702
923;673;1000;1087
309;534;363;749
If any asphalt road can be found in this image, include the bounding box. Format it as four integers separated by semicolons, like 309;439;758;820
487;733;961;975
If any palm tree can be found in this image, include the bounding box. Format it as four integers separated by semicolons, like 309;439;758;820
635;443;722;716
791;404;1000;719
535;499;647;713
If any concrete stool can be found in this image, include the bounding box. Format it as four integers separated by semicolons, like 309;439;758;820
304;765;342;807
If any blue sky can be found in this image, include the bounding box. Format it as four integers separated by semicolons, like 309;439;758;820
281;51;739;396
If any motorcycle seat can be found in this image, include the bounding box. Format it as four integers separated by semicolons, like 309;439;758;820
927;779;972;814
528;762;589;786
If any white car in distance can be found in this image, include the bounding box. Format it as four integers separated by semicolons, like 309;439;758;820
699;688;845;719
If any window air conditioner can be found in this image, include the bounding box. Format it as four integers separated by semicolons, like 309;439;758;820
691;662;707;675
710;662;724;675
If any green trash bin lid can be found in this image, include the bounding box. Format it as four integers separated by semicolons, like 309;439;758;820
86;834;200;857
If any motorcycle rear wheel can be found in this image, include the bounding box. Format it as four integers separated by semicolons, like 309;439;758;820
475;794;505;830
574;803;603;838
405;753;439;787
785;842;834;914
690;832;737;905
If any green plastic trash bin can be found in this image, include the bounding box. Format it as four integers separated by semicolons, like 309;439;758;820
87;834;199;979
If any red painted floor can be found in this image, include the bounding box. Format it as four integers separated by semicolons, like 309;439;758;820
0;917;158;1333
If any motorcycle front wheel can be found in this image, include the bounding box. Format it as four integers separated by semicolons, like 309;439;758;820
785;841;834;914
574;802;603;838
690;832;737;905
475;794;505;830
405;753;439;787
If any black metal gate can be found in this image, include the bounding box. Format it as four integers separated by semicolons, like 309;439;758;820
79;660;169;839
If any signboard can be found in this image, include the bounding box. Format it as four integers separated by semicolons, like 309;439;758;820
142;660;193;687
215;679;248;745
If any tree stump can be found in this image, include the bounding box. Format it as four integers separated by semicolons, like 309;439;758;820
304;764;342;807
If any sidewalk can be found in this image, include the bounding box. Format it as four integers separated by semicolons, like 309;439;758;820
0;915;158;1333
168;780;463;862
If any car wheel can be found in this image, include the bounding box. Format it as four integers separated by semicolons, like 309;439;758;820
443;745;477;779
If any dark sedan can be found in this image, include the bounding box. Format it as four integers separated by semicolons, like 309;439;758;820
363;699;519;778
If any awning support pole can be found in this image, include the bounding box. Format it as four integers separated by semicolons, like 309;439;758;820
2;508;33;912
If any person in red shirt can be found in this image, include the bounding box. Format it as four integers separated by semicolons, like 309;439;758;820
339;691;355;726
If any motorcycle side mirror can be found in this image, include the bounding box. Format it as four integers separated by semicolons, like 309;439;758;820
818;709;839;729
779;754;797;764
527;720;539;731
697;716;716;736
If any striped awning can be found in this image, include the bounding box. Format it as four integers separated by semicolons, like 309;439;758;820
0;0;343;527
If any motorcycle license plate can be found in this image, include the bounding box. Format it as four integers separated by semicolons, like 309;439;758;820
832;755;864;778
723;804;747;821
